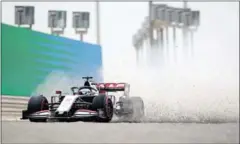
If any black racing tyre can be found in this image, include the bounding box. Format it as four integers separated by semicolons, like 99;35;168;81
92;95;113;122
125;97;145;122
27;95;49;122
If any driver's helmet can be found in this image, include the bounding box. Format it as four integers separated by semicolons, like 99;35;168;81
91;84;98;91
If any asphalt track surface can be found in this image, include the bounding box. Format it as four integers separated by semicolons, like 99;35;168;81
1;120;239;143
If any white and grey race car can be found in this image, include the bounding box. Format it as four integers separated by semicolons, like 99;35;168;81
21;77;144;122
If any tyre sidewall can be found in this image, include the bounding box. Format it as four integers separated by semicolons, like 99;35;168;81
27;95;49;122
92;95;113;122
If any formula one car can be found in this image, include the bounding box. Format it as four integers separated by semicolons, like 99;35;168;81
21;76;144;123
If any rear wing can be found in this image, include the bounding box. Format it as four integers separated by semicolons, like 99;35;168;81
95;83;130;96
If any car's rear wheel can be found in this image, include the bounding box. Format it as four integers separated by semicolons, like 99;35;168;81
92;95;113;122
120;97;145;123
27;95;49;122
130;97;145;122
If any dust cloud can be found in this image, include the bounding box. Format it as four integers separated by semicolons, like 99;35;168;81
31;68;104;102
103;34;239;123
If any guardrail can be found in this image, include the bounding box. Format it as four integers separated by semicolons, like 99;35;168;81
1;95;29;119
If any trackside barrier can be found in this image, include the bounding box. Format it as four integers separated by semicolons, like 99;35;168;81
1;95;29;118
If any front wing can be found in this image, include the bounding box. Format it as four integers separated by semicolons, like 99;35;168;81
21;109;103;121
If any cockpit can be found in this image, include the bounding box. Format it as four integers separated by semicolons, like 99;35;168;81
71;86;99;96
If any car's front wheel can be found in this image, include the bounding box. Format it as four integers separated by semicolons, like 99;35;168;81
27;95;49;122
